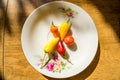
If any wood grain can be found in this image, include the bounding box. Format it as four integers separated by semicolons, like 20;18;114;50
0;4;3;80
2;0;120;80
0;0;7;79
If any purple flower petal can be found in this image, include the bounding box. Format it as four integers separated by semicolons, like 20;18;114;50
67;12;73;17
39;59;43;62
53;55;59;62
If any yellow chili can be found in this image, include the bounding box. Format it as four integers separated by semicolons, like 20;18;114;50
60;22;70;40
44;37;59;53
41;38;59;69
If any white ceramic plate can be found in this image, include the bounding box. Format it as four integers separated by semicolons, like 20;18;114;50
21;1;98;78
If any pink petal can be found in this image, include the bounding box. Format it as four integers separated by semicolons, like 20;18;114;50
46;63;54;71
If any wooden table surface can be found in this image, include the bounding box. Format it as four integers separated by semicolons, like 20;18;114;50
0;0;120;80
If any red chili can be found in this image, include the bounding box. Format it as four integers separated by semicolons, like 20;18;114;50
57;40;66;54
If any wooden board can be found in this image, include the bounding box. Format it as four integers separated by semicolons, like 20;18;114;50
2;0;120;80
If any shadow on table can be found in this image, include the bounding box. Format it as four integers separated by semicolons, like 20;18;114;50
90;0;120;41
0;0;54;36
1;0;119;41
45;42;100;80
0;71;5;80
0;0;119;79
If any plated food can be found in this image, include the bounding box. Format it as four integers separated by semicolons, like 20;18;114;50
21;1;98;78
41;20;75;71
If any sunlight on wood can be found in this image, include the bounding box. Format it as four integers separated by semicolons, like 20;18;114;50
2;0;120;80
22;0;35;16
6;0;20;33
